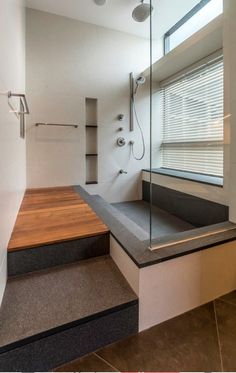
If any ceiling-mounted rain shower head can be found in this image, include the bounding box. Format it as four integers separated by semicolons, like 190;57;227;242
134;75;146;94
132;1;153;22
94;0;106;5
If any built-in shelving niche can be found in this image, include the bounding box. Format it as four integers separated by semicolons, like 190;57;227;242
85;98;98;185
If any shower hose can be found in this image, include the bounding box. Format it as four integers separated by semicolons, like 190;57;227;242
131;97;146;161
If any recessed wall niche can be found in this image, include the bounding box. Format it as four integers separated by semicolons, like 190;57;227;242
85;98;98;185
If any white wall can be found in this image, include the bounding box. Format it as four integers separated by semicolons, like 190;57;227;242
0;0;26;303
26;9;152;202
154;0;200;61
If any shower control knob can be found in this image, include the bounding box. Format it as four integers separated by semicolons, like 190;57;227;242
118;114;124;121
117;137;126;147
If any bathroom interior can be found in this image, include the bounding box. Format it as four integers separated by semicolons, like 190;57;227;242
1;0;236;371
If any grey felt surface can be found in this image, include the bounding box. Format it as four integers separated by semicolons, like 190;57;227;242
8;234;109;277
143;181;229;227
75;186;236;268
94;196;149;241
0;256;137;349
0;304;138;371
112;200;194;238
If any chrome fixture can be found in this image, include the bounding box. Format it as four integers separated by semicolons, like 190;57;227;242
130;73;146;131
118;114;124;121
117;137;126;147
8;92;30;115
36;123;78;128
134;75;146;95
94;0;106;5
134;75;146;94
129;73;146;160
119;169;128;174
130;73;134;132
132;1;153;22
0;91;30;138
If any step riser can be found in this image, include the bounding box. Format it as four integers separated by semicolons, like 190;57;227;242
8;234;109;277
0;303;138;371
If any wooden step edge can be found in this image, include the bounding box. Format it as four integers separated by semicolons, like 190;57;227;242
8;230;110;252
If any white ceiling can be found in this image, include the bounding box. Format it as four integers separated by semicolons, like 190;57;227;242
25;0;200;39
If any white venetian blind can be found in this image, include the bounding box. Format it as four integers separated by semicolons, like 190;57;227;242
160;56;224;177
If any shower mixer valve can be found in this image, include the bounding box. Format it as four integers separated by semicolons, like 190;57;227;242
117;137;126;147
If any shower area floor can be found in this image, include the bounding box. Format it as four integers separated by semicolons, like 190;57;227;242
112;200;195;239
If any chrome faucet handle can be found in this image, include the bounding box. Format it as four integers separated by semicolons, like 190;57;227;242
119;169;128;174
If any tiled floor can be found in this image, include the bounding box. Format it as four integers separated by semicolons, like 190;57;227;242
55;291;236;372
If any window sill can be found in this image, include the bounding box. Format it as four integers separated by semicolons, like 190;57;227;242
143;168;223;187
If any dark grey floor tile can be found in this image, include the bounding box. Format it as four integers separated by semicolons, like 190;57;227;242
97;303;221;372
215;299;236;371
219;290;236;306
55;353;117;372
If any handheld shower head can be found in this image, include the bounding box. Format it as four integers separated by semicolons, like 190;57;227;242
136;76;146;85
134;75;146;94
132;1;153;22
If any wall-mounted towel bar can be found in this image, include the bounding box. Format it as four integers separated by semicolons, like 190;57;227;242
0;91;29;139
35;123;79;128
0;91;29;116
8;92;30;115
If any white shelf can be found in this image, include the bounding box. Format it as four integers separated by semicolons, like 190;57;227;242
143;14;223;83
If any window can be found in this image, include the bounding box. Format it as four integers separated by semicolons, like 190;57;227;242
160;56;224;177
164;0;223;55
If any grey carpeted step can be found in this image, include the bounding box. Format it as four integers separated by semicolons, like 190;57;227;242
0;256;138;371
8;233;110;277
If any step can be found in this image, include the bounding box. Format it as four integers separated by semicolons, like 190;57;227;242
8;233;110;277
0;256;138;371
8;187;109;252
8;186;110;276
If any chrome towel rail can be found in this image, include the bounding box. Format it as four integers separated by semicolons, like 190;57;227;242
8;92;30;115
35;123;79;128
0;90;30;117
0;91;29;139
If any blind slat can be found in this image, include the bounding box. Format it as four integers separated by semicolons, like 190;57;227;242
161;57;224;177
